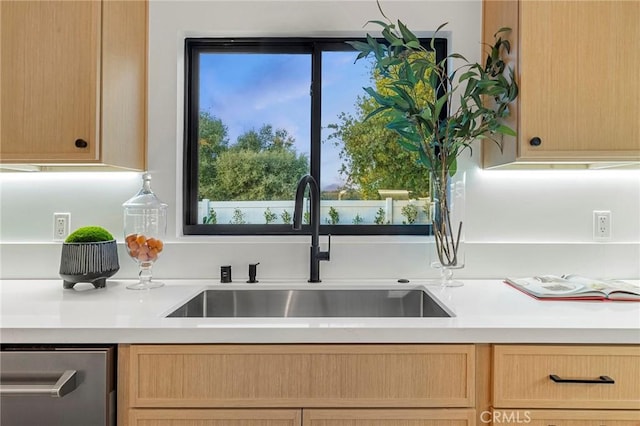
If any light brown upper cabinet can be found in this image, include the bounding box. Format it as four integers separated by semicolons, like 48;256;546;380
0;0;147;170
482;0;640;169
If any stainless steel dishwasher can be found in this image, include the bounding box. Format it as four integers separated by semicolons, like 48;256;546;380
0;345;115;426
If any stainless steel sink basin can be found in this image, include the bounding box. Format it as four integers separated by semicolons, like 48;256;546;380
166;288;452;318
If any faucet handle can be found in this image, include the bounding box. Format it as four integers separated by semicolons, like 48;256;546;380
318;234;331;261
247;263;260;283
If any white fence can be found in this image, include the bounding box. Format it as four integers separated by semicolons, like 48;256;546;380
198;198;433;225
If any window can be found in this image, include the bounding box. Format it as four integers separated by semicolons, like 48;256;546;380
183;37;447;235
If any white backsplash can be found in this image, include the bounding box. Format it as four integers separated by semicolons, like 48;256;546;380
1;0;639;280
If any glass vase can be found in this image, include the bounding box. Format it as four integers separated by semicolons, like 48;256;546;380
429;171;465;287
123;173;168;290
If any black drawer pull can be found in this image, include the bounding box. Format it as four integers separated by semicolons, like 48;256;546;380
74;139;88;148
549;374;614;384
529;137;542;146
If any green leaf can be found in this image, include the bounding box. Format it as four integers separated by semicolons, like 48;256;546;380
415;115;434;136
365;34;377;47
382;27;401;45
434;94;448;119
389;85;417;111
363;105;391;121
430;22;448;50
364;86;393;107
464;78;478;98
412;61;431;82
391;79;415;88
397;139;421;152
494;27;512;37
447;156;458;176
496;124;517;137
418;148;432;169
405;62;417;85
346;40;372;53
354;51;369;62
389;95;410;111
458;70;476;82
429;70;439;89
420;107;433;121
386;117;410;131
367;20;391;28
406;40;421;49
395;128;421;142
434;22;449;35
447;53;468;62
398;20;418;44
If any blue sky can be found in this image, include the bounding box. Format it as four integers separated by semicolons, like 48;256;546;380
198;51;372;189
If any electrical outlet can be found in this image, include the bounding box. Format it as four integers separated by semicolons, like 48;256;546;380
593;210;611;240
53;213;71;241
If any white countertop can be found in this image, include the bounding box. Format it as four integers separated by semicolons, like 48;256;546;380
1;279;639;344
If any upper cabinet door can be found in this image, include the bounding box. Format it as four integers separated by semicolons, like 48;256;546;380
1;1;101;162
519;0;640;159
0;0;146;170
483;0;640;168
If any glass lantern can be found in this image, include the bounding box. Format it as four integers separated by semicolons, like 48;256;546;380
123;173;168;290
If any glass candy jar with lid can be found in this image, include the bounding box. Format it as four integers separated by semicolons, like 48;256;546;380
123;173;168;290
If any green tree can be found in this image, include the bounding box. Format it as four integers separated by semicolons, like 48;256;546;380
230;208;247;224
327;56;435;199
401;203;418;224
326;206;340;225
264;207;278;224
281;210;292;224
374;207;388;225
234;129;263;152
234;124;295;152
199;120;309;202
198;112;230;200
214;145;308;201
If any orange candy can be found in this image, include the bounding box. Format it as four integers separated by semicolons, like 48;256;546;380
147;238;158;249
125;233;163;262
149;248;158;260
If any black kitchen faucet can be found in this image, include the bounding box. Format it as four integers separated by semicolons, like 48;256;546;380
293;174;330;282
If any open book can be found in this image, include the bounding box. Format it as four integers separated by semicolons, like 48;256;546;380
505;275;640;301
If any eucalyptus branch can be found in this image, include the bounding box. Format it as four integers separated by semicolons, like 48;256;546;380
348;1;517;266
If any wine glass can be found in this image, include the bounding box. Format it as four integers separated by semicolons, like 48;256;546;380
430;260;465;288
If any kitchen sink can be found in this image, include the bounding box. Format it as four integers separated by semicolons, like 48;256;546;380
166;287;452;318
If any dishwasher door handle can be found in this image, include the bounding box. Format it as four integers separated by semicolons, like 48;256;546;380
0;370;78;398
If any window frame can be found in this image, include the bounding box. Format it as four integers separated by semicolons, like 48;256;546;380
183;37;447;236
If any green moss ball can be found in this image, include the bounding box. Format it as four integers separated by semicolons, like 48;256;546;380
65;226;114;243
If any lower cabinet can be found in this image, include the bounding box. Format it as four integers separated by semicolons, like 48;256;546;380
489;409;640;426
118;344;480;426
492;345;640;426
119;344;640;426
129;409;301;426
303;409;476;425
128;408;475;426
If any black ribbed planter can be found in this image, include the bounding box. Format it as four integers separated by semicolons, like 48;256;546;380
59;240;120;289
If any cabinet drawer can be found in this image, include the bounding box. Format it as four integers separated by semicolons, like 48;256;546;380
303;408;476;426
490;409;640;425
129;409;301;426
127;344;475;408
493;345;640;409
